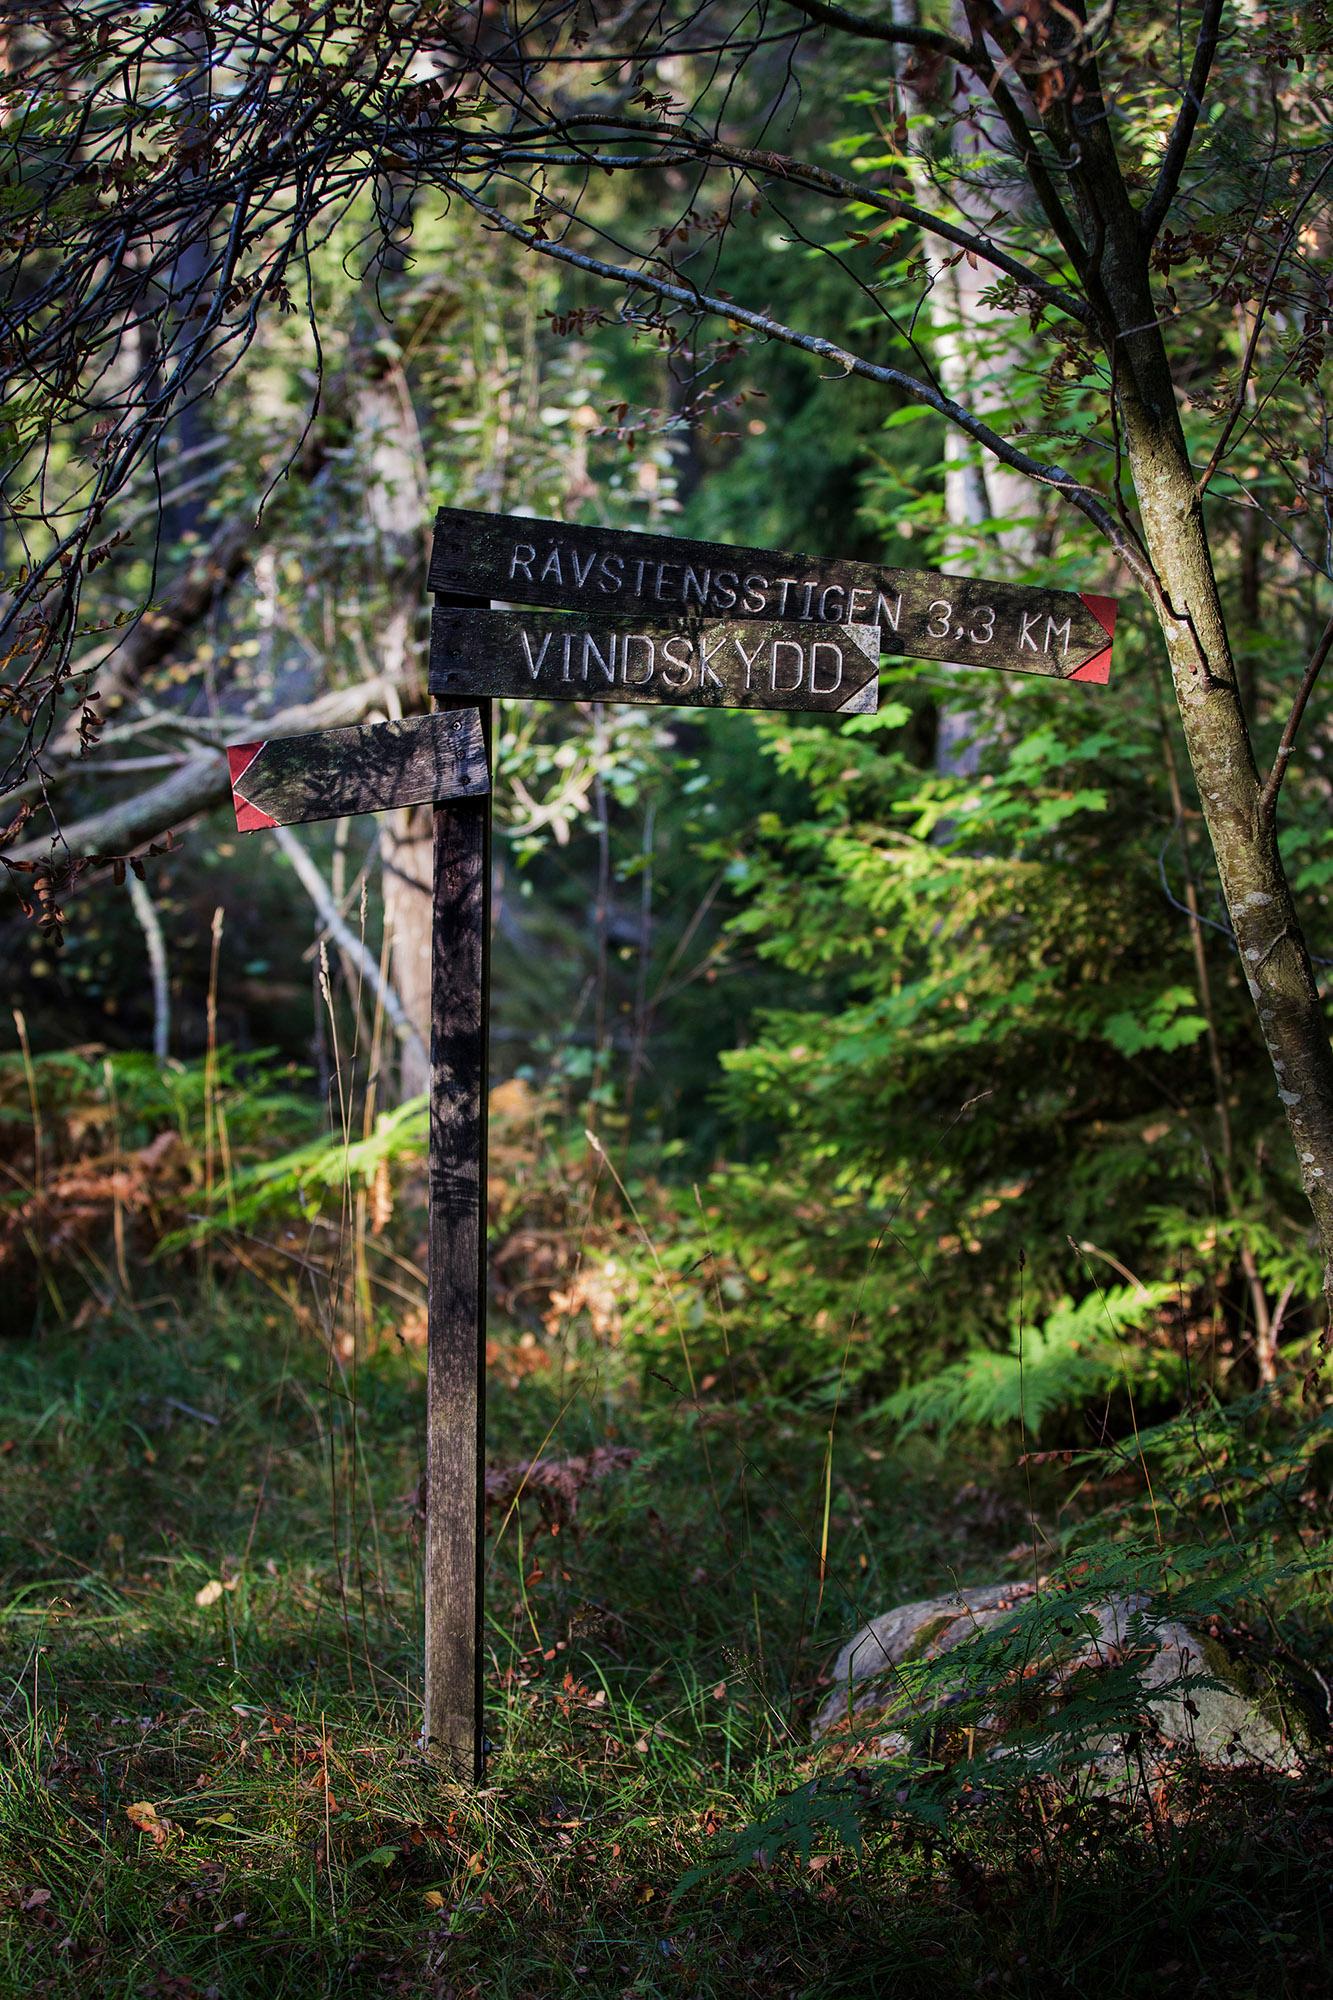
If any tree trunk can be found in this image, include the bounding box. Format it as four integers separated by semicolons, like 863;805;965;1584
381;801;434;1098
893;0;1036;780
1083;194;1333;1322
1021;49;1333;1327
355;355;433;1095
1130;417;1333;1322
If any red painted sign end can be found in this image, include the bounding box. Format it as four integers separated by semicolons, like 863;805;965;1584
227;741;278;832
1069;594;1117;684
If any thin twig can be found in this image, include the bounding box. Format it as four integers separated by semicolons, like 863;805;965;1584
272;823;427;1068
1258;609;1333;828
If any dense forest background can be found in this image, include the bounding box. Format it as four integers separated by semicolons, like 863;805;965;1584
3;5;1333;1994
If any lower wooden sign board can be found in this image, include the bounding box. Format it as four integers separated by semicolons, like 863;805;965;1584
430;609;881;715
429;506;1116;685
226;708;488;831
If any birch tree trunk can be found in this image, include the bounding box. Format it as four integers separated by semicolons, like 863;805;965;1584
357;354;434;1098
893;0;1036;782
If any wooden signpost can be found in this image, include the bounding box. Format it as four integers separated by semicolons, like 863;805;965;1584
223;505;1117;1789
226;703;492;1782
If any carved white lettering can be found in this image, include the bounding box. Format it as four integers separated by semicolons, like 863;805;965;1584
632;558;649;594
848;586;871;621
1019;611;1041;650
583;631;617;683
655;561;680;602
809;641;844;695
540;547;564;584
735;635;765;689
621;634;655;686
970;606;995;644
598;552;624;593
571;549;597;588
774;578;798;616
698;632;726;689
799;581;817;619
560;631;573;679
770;640;805;693
741;574;769;613
510;543;536;582
875;591;903;633
713;570;738;610
926;600;952;641
682;565;711;608
818;585;846;622
660;634;695;688
1045;616;1072;654
520;630;552;679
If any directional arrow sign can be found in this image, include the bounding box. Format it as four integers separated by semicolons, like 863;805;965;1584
430;609;881;714
226;708;488;832
429;507;1115;684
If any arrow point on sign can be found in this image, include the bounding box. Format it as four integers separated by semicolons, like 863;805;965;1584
227;741;263;786
1068;593;1116;682
1079;593;1118;637
226;741;279;832
846;621;881;665
1068;650;1112;684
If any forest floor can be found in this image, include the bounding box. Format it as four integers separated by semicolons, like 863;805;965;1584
2;1282;1332;1999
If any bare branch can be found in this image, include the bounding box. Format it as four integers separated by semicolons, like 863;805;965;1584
1140;0;1225;243
5;677;410;871
1196;153;1333;499
778;0;969;58
1259;611;1333;829
271;823;427;1067
536;134;1094;321
52;519;252;752
446;182;1154;586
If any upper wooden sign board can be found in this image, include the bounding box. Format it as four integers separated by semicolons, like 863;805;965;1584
227;708;488;833
430;609;881;715
429;508;1116;685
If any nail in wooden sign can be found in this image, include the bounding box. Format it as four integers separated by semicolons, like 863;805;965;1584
429;507;1116;684
226;709;489;832
430;609;881;715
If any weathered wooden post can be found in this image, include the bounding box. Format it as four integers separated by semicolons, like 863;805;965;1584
423;590;491;1783
226;703;492;1781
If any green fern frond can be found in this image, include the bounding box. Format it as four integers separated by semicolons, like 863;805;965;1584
872;1282;1180;1438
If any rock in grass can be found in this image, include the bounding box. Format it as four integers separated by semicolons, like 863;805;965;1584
812;1581;1310;1777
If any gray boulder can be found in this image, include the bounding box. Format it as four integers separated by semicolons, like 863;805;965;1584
813;1580;1308;1775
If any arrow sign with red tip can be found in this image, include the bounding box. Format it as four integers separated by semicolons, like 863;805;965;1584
430;609;881;715
428;508;1117;686
225;709;489;834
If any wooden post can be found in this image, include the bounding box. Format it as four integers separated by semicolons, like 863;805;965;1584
424;597;492;1781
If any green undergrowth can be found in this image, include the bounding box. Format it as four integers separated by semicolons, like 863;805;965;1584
3;1285;1333;1998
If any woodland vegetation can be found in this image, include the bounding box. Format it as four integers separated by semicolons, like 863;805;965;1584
3;3;1333;1994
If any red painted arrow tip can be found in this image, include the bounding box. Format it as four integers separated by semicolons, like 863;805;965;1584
1068;647;1113;684
1068;594;1117;683
226;741;277;833
233;795;279;833
1079;592;1118;637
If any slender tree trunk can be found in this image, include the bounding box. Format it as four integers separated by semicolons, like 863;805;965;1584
1070;120;1333;1323
356;349;433;1095
893;0;1036;780
381;801;434;1097
1129;416;1333;1321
